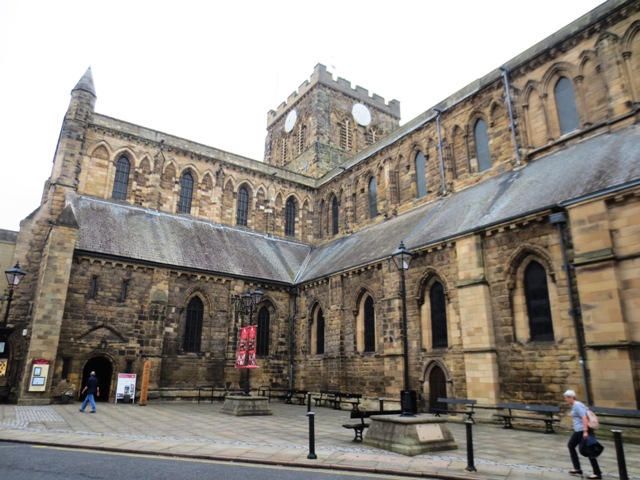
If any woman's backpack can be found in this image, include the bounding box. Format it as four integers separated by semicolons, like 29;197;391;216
586;409;599;429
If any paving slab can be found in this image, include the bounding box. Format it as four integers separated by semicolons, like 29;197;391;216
0;401;638;479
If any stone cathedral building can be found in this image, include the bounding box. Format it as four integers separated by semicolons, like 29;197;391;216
1;0;639;411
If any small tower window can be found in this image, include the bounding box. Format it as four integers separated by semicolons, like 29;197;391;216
474;119;492;172
88;275;99;299
366;127;380;145
555;77;580;135
237;186;249;226
281;138;288;165
415;151;427;198
368;177;378;219
332;196;339;235
112;156;130;200
340;119;352;151
285;197;296;237
177;172;194;214
297;125;305;155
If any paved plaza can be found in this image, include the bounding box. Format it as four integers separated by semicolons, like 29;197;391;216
0;400;638;479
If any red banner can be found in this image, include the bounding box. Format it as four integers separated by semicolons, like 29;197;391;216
235;325;258;369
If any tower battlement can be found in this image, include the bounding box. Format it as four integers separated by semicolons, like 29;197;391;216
267;64;400;127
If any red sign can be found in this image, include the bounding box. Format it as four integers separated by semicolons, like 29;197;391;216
235;325;258;369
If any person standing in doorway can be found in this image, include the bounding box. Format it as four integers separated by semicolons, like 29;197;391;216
79;371;100;413
564;389;602;479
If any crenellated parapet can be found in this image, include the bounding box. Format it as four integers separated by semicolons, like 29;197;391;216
267;64;401;127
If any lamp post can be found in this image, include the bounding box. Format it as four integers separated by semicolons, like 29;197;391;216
232;287;263;396
3;262;26;327
391;241;416;416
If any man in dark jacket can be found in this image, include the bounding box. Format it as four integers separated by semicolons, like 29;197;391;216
79;371;100;413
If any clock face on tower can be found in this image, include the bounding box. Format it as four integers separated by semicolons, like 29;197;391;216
352;103;371;126
285;109;297;133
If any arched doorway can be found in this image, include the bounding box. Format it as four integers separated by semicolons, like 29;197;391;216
81;357;113;402
427;364;447;413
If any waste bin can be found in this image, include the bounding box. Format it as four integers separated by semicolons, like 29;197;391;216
401;390;417;415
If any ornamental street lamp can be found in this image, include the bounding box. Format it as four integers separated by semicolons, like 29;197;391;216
391;241;416;416
232;287;263;396
3;262;27;327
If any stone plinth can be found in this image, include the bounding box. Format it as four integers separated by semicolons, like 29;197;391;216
221;395;273;416
363;414;457;456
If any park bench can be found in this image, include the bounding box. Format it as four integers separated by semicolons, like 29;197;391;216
343;410;370;442
432;397;477;423
497;402;561;433
313;390;338;408
285;389;307;405
336;393;362;411
588;406;640;429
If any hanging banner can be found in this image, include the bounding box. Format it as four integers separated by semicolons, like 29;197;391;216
235;325;258;369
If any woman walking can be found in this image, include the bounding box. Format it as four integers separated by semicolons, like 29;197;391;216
564;389;601;479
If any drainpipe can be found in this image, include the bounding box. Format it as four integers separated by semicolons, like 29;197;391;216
500;67;522;167
549;211;591;405
433;108;447;196
288;286;298;391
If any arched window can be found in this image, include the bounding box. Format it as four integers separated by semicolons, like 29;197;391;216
364;296;376;352
415;151;427;198
555;77;580;135
285;197;296;237
316;307;325;355
177;172;194;214
332;196;339;235
256;307;270;356
112;156;130;200
183;297;203;352
237;186;249;226
474;119;492;172
525;261;554;341
368;177;378;219
430;281;448;348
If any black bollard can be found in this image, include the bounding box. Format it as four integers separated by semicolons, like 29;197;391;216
307;411;317;459
464;419;477;472
307;392;312;413
612;430;628;480
378;397;384;412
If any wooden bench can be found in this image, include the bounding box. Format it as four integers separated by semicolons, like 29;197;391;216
313;390;338;408
337;393;362;411
285;389;308;405
588;406;640;429
343;410;370;442
497;402;561;434
432;397;477;423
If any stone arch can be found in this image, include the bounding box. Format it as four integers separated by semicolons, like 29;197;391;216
450;124;467;178
308;299;325;356
541;62;584;136
578;50;609;126
504;245;561;344
415;267;451;351
78;323;127;343
467;111;491;174
352;287;377;353
522;80;548;148
621;21;640;103
421;358;452;411
87;141;113;160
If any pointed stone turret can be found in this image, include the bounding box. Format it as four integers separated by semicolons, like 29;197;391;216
48;67;96;191
72;66;96;97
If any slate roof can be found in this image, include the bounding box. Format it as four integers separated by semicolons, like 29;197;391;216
297;125;640;283
68;125;640;286
70;198;312;285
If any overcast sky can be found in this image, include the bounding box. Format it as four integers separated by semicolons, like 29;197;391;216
0;0;605;231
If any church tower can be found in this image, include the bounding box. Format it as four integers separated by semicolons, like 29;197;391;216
264;64;400;178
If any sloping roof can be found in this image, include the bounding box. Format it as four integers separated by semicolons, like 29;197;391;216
69;197;312;285
69;125;640;286
297;125;640;283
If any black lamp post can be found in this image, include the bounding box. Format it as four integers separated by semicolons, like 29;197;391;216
3;262;27;327
391;241;416;416
233;287;263;395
